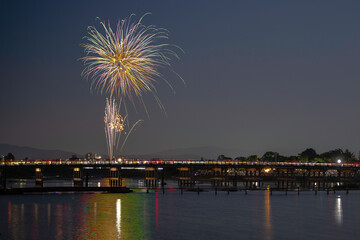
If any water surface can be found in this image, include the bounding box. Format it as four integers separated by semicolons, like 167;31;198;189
1;190;360;240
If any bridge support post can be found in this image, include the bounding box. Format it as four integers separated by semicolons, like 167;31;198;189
161;168;165;187
307;170;311;188
276;170;280;189
243;168;262;189
85;172;89;187
178;167;193;187
233;172;238;187
145;167;157;188
109;167;122;187
35;168;43;187
301;172;305;188
212;167;225;187
249;170;253;189
73;167;83;187
0;166;6;189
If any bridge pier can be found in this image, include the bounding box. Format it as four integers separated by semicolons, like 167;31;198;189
338;169;357;187
244;169;248;188
243;168;262;189
211;167;229;187
145;167;157;188
275;168;296;190
109;167;122;187
322;170;326;190
233;172;238;187
178;167;194;186
307;169;324;190
160;168;165;187
73;167;83;187
35;168;44;187
0;166;6;189
247;169;251;188
301;172;306;188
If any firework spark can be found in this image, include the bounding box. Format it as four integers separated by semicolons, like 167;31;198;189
82;14;184;113
104;98;142;160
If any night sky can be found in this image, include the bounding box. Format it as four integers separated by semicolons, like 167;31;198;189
1;1;360;157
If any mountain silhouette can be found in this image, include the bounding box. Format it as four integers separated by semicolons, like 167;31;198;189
0;144;79;160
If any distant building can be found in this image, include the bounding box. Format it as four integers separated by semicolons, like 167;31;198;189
86;153;98;160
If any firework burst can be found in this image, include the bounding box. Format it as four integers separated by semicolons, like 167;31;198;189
104;98;142;160
81;14;184;113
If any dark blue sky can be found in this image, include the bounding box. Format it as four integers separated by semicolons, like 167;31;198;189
1;1;360;157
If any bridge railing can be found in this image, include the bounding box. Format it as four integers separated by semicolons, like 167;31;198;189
2;159;360;168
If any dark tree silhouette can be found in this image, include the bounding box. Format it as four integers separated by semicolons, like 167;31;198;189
5;153;15;161
343;149;357;162
299;148;318;162
261;152;279;162
320;149;343;162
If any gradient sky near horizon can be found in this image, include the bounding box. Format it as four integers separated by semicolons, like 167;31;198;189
1;1;360;157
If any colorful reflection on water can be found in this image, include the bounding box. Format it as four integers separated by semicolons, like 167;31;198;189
74;193;153;239
2;191;152;240
2;190;360;240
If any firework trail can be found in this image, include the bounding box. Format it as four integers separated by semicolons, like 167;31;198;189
82;14;184;114
104;98;142;160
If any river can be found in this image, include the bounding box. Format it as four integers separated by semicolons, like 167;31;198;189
1;182;360;240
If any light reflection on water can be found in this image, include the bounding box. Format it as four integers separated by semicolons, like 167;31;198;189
116;199;121;238
335;196;343;225
1;190;360;240
264;190;272;240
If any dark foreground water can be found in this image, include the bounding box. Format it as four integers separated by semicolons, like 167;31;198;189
1;189;360;240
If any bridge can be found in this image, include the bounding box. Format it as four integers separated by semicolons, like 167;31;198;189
1;160;360;193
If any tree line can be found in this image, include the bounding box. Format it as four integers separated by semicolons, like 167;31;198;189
2;153;15;161
231;148;358;163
